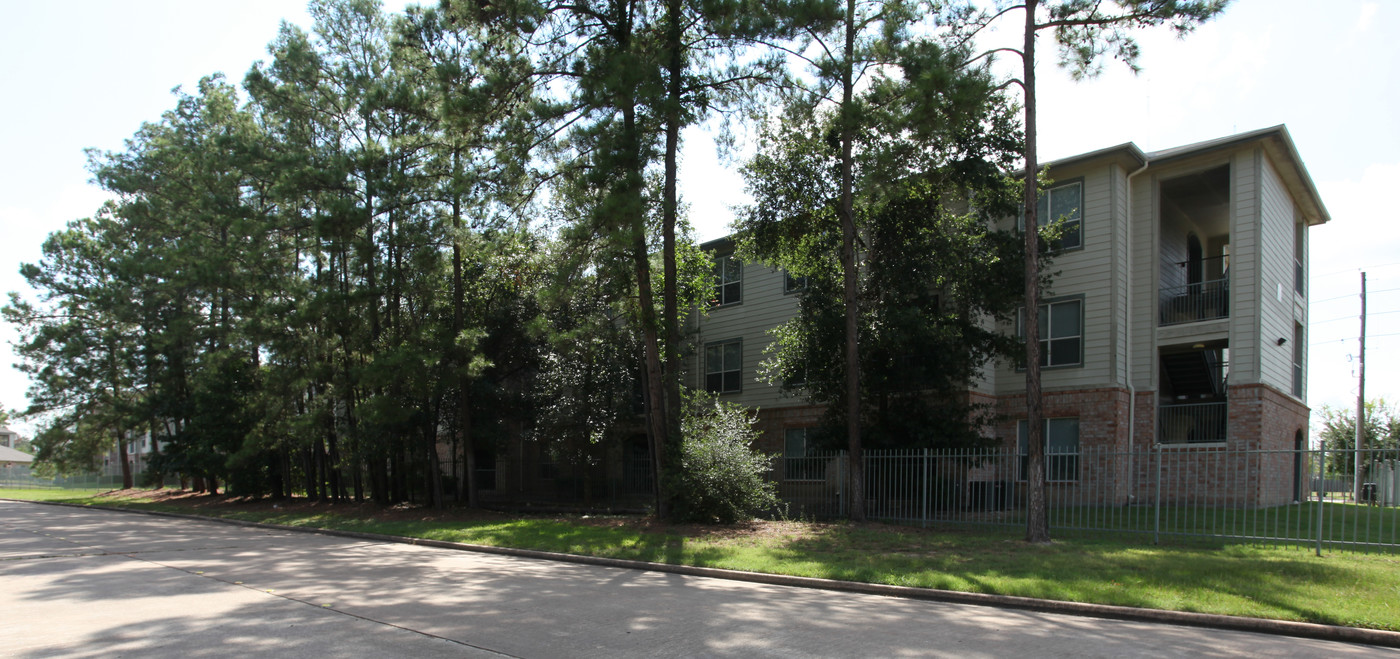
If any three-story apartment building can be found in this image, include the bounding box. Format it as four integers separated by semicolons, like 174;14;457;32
692;126;1328;507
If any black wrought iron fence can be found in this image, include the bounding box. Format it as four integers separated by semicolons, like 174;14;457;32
774;446;1400;553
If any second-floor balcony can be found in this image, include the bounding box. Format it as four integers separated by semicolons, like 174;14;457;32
1159;277;1229;326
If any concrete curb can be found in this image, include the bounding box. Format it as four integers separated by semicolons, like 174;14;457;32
12;498;1400;650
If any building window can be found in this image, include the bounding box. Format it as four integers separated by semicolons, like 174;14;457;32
705;339;743;393
713;254;742;306
1294;222;1306;297
783;270;807;294
1020;181;1082;250
1018;298;1082;368
1018;418;1079;482
783;428;824;481
1292;323;1304;398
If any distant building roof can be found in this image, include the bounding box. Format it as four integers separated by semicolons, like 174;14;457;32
0;444;34;464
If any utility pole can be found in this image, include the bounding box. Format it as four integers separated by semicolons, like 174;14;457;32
1354;271;1367;503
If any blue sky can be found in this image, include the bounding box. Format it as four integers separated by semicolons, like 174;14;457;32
1;0;1397;439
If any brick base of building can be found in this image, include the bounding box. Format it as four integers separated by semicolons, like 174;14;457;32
751;404;826;455
988;383;1309;508
750;384;1309;509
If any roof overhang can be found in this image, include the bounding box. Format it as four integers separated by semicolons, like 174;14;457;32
0;445;34;464
1038;142;1148;175
1145;125;1330;226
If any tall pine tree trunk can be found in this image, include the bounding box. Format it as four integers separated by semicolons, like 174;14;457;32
839;0;865;522
658;0;685;521
1022;0;1050;543
451;152;479;508
628;129;669;518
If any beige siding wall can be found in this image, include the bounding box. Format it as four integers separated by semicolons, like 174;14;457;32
1295;208;1310;403
1256;154;1304;396
688;133;1318;419
994;162;1121;395
1109;163;1130;386
691;259;804;409
1228;149;1261;384
1129;170;1156;391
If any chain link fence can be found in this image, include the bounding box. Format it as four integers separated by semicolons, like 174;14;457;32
0;464;129;490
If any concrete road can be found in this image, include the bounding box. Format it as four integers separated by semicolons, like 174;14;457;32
0;501;1392;658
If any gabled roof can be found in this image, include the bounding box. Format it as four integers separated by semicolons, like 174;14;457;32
1145;125;1329;226
0;444;34;464
1042;125;1330;227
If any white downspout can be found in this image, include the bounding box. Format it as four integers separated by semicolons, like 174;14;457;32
1125;159;1149;503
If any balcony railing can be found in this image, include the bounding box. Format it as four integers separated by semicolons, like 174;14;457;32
1158;401;1227;444
1159;278;1229;326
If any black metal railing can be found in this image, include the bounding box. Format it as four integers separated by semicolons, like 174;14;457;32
1158;401;1228;444
1159;278;1229;325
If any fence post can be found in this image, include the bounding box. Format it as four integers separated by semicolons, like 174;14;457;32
1153;442;1163;545
1316;443;1326;557
838;451;847;518
921;449;929;528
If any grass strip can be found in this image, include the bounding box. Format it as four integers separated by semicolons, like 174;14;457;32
5;489;1397;632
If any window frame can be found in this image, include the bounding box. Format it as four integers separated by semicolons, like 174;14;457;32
1017;417;1080;483
712;254;743;306
783;269;807;294
703;338;743;394
1291;322;1304;398
1016;296;1084;369
782;428;825;481
1018;179;1084;252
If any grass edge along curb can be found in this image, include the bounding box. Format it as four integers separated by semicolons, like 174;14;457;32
8;497;1399;650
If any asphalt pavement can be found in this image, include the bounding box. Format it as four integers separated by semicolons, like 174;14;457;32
0;500;1394;658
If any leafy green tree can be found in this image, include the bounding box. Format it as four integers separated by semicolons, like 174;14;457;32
247;0;460;504
87;74;280;494
445;0;691;515
5;214;143;486
392;4;538;507
1318;401;1400;479
738;6;1019;518
530;238;643;500
759;177;1029;452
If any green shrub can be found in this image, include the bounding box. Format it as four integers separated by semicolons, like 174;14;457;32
671;393;780;524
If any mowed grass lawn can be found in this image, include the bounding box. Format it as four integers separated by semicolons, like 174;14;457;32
5;488;1398;631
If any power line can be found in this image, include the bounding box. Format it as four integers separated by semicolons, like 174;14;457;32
1311;309;1400;325
1312;332;1400;346
1311;286;1400;305
1314;262;1400;278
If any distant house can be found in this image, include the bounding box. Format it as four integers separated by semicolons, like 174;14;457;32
692;126;1327;508
0;426;20;450
1;428;36;484
0;444;34;468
